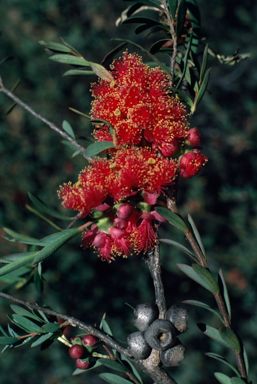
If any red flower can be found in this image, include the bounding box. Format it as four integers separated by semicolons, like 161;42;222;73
91;52;189;150
179;150;208;178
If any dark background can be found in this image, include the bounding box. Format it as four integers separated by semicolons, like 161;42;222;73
0;1;256;383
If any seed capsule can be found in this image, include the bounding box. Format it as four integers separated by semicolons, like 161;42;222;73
160;343;186;367
165;305;189;333
144;319;176;351
132;303;159;332
127;331;152;360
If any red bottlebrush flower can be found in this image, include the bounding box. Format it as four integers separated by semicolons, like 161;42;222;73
91;52;189;150
186;128;201;146
179;150;208;178
131;213;156;254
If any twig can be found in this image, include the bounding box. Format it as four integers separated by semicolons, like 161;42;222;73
0;76;92;163
161;0;177;84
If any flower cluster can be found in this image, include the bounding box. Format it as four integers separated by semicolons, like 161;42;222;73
59;52;207;260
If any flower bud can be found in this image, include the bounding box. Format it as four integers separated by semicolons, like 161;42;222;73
93;232;107;248
144;319;176;351
160;140;179;157
179;150;207;178
186;128;201;146
143;191;158;205
69;344;84;359
127;331;152;360
82;334;97;347
132;303;158;332
160;343;186;367
117;203;133;219
76;358;90;370
165;305;189;334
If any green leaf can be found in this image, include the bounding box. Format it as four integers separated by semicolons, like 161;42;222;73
69;107;90;118
197;324;233;350
42;323;60;333
218;269;231;319
243;347;249;376
0;336;19;345
171;87;193;107
0;325;8;337
86;141;115;157
101;43;128;66
183;300;223;322
33;228;82;264
205;353;240;377
176;0;187;36
167;0;178;19
230;378;246;384
101;319;113;337
31;333;53;348
186;0;201;53
49;54;89;67
0;253;36;277
187;213;206;257
14;335;34;348
10;305;42;322
219;327;241;353
122;16;169;30
120;355;143;384
12;315;44;333
98;359;128;373
192;264;220;293
63;69;95;77
0;252;39;264
214;373;232;384
200;44;209;83
160;238;197;261
99;373;133;384
149;39;171;55
5;103;17;116
89;62;113;82
155;207;188;232
28;192;73;220
39;41;72;53
177;263;213;292
176;32;193;89
62;120;75;139
3;227;39;243
192;67;211;112
72;360;102;375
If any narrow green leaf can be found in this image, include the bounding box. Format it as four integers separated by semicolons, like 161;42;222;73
5;103;17;116
183;300;223;322
230;378;247;384
89;62;113;82
218;269;231;319
176;0;187;36
167;0;178;19
62;120;75;139
0;325;8;337
176;32;193;89
1;252;38;264
243;347;249;376
186;0;201;53
101;42;128;66
37;310;49;323
177;263;213;292
120;355;143;384
72;360;102;375
99;373;133;384
33;228;82;264
3;228;38;243
8;324;19;337
98;359;128;373
188;213;206;257
69;107;90;118
205;353;240;377
171;87;194;107
2;236;45;247
49;54;89;67
12;315;44;333
200;44;209;82
0;253;36;277
192;264;220;293
219;327;241;353
197;324;233;350
214;372;232;384
101;319;113;337
28;192;73;220
159;238;197;261
150;39;171;55
155;207;188;232
14;335;34;348
122;16;169;31
25;205;62;231
63;69;95;77
39;41;72;53
10;305;42;322
193;67;211;110
86;141;115;157
42;323;60;333
31;333;53;348
0;336;19;345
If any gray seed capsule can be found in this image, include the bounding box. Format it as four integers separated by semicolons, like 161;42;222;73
144;319;176;351
132;303;159;332
127;331;152;360
165;305;189;333
160;343;186;367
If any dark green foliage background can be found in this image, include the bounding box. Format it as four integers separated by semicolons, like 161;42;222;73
0;1;256;383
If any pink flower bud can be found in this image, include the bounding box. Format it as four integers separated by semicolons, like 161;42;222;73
114;218;127;229
93;232;107;248
69;344;84;359
143;191;158;205
76;358;90;370
82;334;97;347
117;203;133;219
186;128;201;146
179;150;207;178
109;226;125;240
160;140;179;157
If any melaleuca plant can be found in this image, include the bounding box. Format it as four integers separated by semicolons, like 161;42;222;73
0;1;253;384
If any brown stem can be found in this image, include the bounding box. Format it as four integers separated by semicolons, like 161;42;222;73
161;0;177;84
0;77;92;163
144;239;166;319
